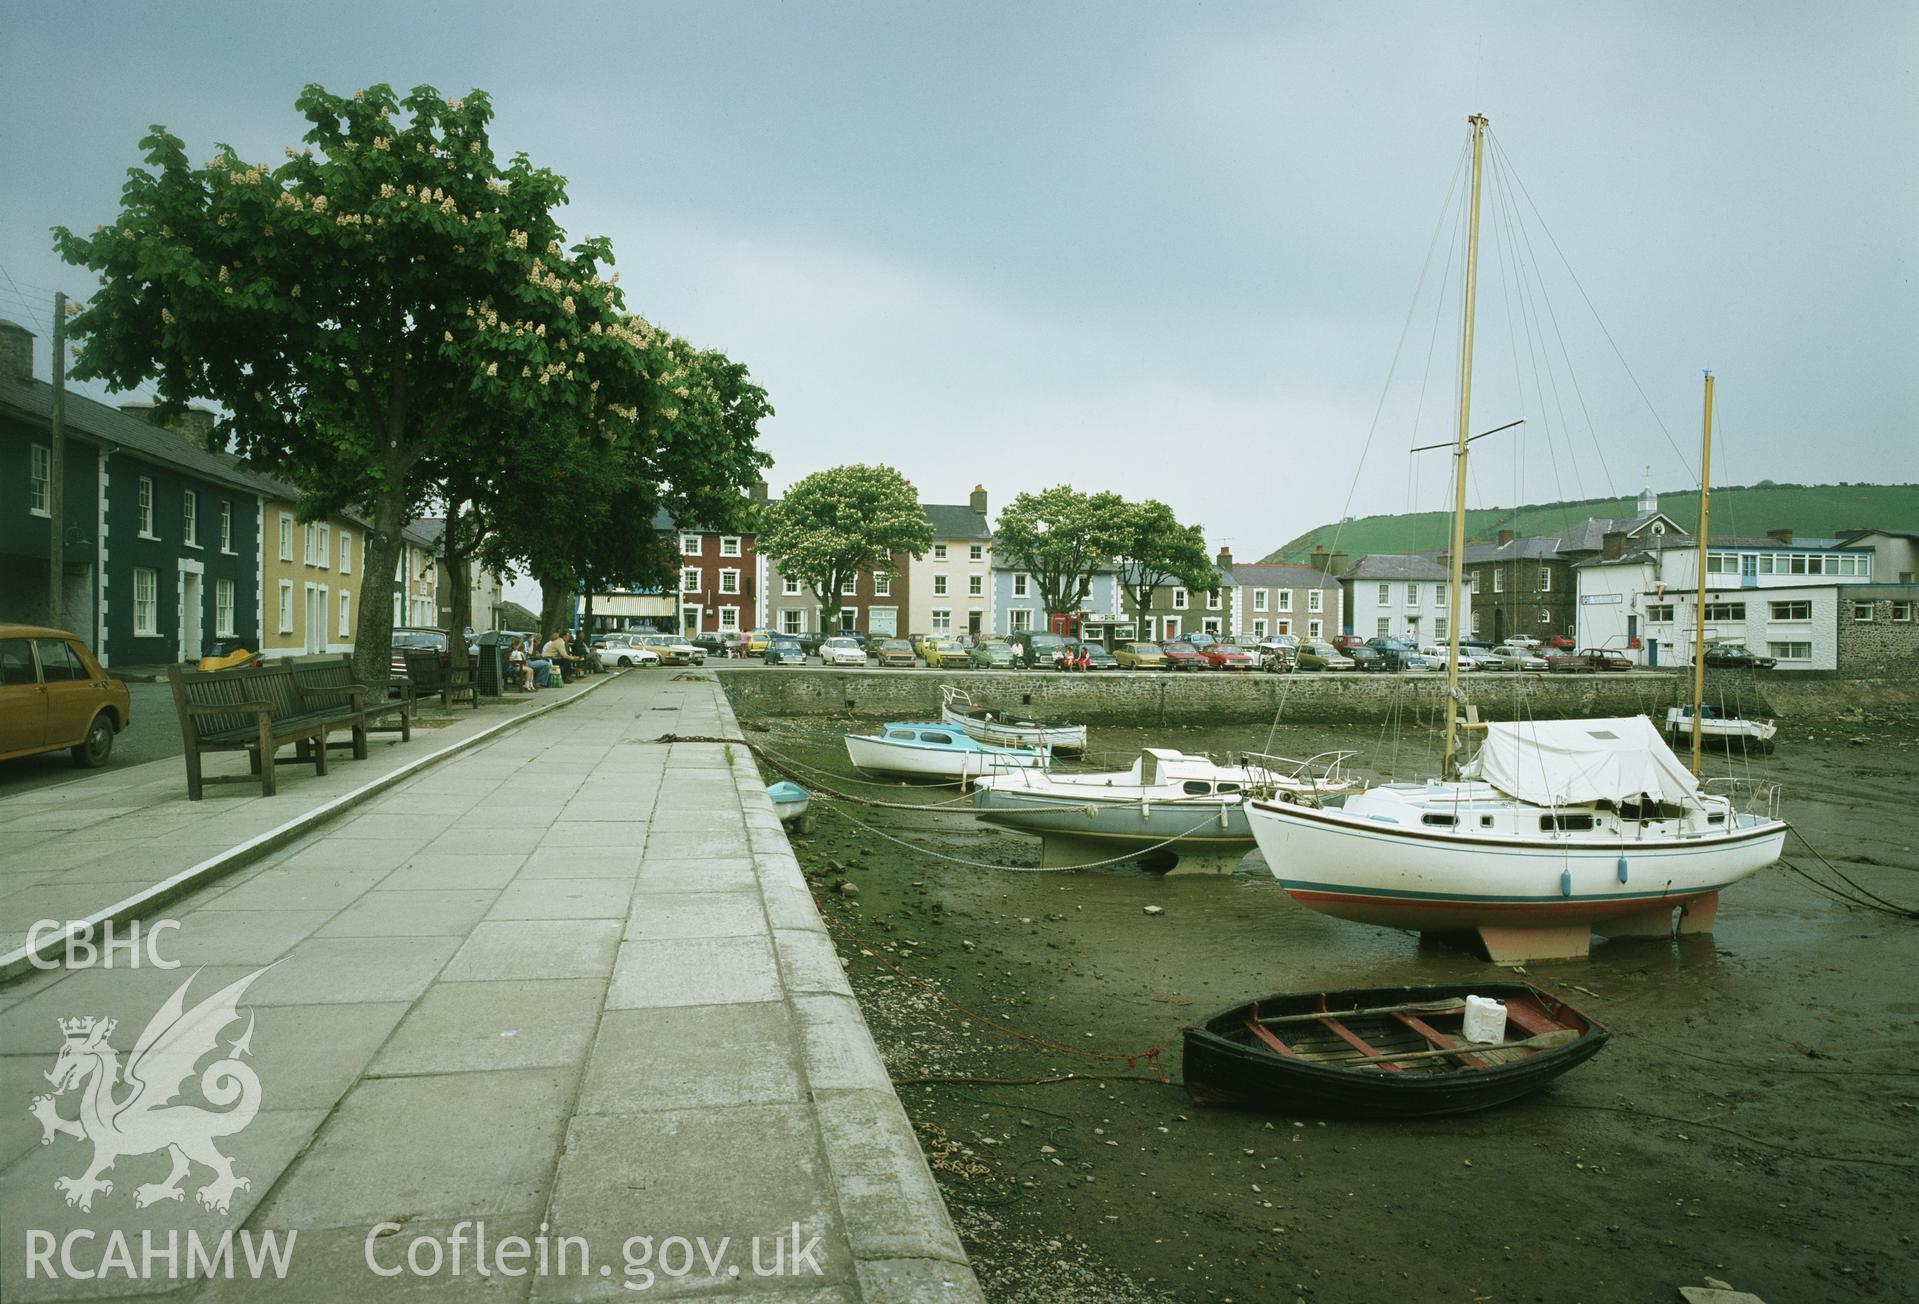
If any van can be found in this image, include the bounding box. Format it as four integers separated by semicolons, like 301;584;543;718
1007;630;1072;669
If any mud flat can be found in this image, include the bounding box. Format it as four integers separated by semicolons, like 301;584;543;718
742;709;1919;1303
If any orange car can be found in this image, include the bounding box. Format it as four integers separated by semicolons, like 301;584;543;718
0;625;131;768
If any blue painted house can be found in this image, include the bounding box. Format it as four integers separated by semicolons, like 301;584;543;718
990;564;1125;642
1;318;277;666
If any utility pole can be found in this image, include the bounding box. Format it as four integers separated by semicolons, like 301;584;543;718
48;292;67;630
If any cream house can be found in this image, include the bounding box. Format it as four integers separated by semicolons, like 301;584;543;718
261;498;366;658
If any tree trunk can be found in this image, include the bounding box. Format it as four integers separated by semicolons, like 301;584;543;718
443;498;473;672
538;574;573;638
353;487;406;692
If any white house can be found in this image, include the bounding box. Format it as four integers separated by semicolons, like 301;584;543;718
905;489;993;639
1340;554;1452;642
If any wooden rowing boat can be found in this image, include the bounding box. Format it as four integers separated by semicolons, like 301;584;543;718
1182;982;1608;1118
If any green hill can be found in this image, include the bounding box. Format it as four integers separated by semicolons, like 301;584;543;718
1260;482;1919;563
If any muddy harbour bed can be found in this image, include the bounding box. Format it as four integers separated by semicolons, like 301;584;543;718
736;706;1919;1304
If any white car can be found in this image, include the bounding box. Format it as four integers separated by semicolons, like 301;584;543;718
599;639;662;669
1419;643;1486;671
819;636;867;667
1489;645;1548;671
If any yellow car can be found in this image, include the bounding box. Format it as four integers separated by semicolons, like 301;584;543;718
0;625;131;768
744;629;774;654
924;637;973;668
197;639;262;671
1113;641;1166;670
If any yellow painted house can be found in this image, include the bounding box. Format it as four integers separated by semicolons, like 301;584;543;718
395;522;440;628
260;500;368;658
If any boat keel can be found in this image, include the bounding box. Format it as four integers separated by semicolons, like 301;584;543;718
1037;832;1249;875
1595;891;1719;941
1458;923;1594;964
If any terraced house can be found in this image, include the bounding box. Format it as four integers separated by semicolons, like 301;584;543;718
905;487;992;640
259;494;368;659
1225;558;1342;644
1;318;267;666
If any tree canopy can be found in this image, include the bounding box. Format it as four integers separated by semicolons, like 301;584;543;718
1111;499;1217;616
991;485;1128;619
54;81;767;682
760;464;933;631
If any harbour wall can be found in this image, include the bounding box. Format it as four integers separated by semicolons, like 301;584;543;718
717;667;1916;727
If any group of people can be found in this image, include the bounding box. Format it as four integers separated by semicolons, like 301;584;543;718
506;632;597;690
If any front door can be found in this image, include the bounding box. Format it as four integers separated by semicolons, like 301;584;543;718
1163;617;1180;639
968;610;982;637
182;572;204;662
681;604;703;635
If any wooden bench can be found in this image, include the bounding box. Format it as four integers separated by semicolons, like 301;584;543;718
167;662;367;800
291;654;413;748
402;647;477;709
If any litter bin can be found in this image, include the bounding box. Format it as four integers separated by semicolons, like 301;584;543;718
473;631;509;696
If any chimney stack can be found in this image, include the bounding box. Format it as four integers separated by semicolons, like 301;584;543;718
1496;528;1516;547
1767;528;1794;545
1215;546;1232;569
0;318;35;383
1602;530;1627;560
970;484;988;516
750;479;769;502
118;401;217;447
1328;550;1350;576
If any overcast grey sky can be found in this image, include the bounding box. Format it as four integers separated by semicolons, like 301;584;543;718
4;1;1913;563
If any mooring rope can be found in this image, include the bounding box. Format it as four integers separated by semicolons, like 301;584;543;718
814;800;1229;873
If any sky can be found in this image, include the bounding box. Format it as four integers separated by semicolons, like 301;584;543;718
3;1;1914;580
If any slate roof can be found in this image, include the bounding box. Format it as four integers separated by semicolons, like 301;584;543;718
1458;536;1562;565
0;371;287;498
1340;553;1450;581
1223;563;1337;589
922;503;992;541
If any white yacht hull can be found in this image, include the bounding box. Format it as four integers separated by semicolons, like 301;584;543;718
844;733;1044;781
1247;796;1785;941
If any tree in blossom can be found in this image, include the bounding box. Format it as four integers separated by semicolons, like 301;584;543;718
760;465;934;634
56;82;767;685
991;485;1129;620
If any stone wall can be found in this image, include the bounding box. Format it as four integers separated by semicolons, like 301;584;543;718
719;665;1919;726
1837;596;1919;680
718;667;1688;727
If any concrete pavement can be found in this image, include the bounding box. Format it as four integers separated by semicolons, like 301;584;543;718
0;668;979;1301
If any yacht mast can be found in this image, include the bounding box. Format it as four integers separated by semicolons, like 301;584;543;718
1691;371;1714;775
1443;113;1489;778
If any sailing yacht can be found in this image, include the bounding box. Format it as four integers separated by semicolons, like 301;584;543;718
1245;116;1787;963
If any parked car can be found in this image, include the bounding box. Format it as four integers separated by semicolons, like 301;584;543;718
924;637;975;668
598;637;662;669
968;639;1017;669
763;636;806;666
197;639;262;671
1157;640;1207;671
1346;645;1387;671
1419;642;1487;672
874;638;918;667
390;627;452;679
818;636;867;668
1181;631;1222;651
1544;647;1633;673
1007;630;1072;669
1501;636;1543;649
741;629;774;655
1064;640;1119;670
633;634;704;666
0;625;130;768
1254;636;1299;672
1702;643;1777;670
1489;644;1549;671
1544;633;1576;651
1364;637;1421;671
1197;642;1259;671
1297;642;1356;671
1330;633;1368;653
1114;641;1166;670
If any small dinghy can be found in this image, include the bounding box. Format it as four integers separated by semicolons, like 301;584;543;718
1183;982;1607;1118
845;721;1047;783
1664;704;1777;754
766;781;811;825
941;687;1087;754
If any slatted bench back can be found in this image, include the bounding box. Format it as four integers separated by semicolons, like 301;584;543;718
402;648;446;694
175;665;278;740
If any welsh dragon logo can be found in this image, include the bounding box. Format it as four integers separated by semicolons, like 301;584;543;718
29;967;268;1215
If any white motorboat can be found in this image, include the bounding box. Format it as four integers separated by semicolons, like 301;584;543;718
1247;717;1784;961
940;687;1088;754
972;748;1355;873
844;721;1047;782
1664;705;1777;754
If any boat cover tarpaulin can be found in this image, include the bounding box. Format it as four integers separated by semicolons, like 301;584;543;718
1461;716;1700;806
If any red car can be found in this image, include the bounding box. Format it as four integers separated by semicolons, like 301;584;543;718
1197;642;1260;671
1544;633;1576;651
1545;647;1633;673
1330;633;1368;653
1158;641;1206;671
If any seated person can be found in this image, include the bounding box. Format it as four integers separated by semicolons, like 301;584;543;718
507;637;533;690
542;632;577;682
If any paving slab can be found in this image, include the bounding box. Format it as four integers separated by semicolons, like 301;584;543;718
0;668;979;1301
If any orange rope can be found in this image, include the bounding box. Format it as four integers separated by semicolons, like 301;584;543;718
816;899;1169;1082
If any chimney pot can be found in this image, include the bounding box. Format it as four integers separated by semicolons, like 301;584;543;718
1497;528;1516;546
1216;546;1232;568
